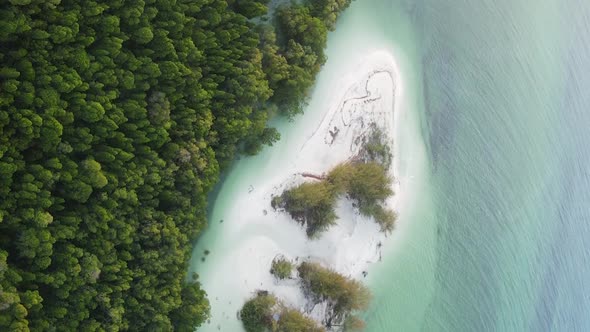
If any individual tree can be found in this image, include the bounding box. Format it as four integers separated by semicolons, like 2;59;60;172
270;256;293;280
298;262;371;327
274;181;338;237
240;292;277;332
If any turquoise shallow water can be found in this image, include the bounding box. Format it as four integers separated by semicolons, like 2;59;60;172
191;0;590;331
356;0;590;331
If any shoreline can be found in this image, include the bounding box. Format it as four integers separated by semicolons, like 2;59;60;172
193;49;404;331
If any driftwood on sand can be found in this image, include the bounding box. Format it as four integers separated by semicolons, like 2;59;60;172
300;172;326;181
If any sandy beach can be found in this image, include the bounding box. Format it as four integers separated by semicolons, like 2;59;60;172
192;49;404;331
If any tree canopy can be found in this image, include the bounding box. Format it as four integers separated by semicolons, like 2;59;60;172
275;160;397;237
240;259;368;331
240;292;325;332
240;292;278;332
298;262;371;328
270;256;294;280
0;0;353;330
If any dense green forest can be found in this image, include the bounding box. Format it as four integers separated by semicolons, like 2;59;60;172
0;0;352;330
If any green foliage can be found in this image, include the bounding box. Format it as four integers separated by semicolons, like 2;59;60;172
169;275;210;332
80;158;108;189
298;262;370;327
240;293;325;332
328;161;397;233
240;292;277;332
133;27;154;44
326;163;356;193
309;0;354;31
256;0;352;117
358;124;393;167
343;162;397;232
365;204;398;233
269;5;327;117
270;256;293;280
233;0;270;19
244;127;281;155
278;160;396;237
278;181;338;237
0;0;353;330
343;315;366;332
346;162;393;206
277;308;325;332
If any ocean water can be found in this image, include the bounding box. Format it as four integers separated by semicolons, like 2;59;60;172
191;0;590;331
354;0;590;331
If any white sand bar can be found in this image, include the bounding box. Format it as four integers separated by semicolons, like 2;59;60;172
192;50;404;331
